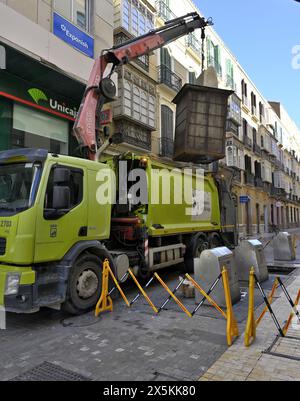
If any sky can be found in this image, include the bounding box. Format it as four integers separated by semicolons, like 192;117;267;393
195;0;300;128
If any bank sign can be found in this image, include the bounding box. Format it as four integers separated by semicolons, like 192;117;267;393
53;13;94;59
0;71;79;121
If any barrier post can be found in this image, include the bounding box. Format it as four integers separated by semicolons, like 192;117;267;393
95;259;113;317
283;289;300;336
222;267;239;346
256;278;279;326
245;267;256;347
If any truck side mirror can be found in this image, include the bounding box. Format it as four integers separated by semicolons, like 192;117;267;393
52;186;70;210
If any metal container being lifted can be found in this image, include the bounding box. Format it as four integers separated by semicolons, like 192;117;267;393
172;84;233;164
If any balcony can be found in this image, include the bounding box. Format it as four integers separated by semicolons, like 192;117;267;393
226;75;236;91
207;55;222;78
263;182;272;194
254;177;263;188
251;106;257;117
260;114;266;126
245;172;255;186
271;186;287;198
158;65;182;92
122;131;151;151
243;134;253;150
226;120;240;138
253;143;262;156
156;1;176;21
186;34;201;54
242;96;250;111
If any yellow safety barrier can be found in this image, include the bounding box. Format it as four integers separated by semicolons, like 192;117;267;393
186;274;227;319
95;259;130;317
283;289;300;336
222;268;239;346
256;278;279;326
245;268;257;347
154;273;193;318
186;269;239;346
95;260;239;346
245;267;300;346
128;269;159;314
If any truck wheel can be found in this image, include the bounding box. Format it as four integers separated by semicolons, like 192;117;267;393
184;234;208;273
63;253;103;315
208;233;222;249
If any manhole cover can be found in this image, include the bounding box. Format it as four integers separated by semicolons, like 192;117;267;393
10;362;91;381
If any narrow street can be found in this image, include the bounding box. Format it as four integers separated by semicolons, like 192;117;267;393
1;230;299;382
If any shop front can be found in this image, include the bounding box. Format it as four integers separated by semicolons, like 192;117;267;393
0;43;85;156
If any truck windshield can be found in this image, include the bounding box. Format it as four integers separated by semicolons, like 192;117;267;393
0;162;42;216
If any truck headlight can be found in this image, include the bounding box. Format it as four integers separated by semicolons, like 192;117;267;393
5;273;20;296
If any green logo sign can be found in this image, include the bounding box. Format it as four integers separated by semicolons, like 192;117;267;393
28;88;48;104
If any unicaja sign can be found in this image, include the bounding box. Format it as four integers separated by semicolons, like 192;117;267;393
28;88;78;118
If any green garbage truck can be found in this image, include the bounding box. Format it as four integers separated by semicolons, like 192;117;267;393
0;148;236;315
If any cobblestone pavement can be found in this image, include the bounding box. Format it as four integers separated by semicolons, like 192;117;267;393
200;267;300;381
1;230;300;381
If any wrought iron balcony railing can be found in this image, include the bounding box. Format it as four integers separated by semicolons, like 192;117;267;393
245;172;255;186
243;134;253;150
156;1;176;21
158;65;182;92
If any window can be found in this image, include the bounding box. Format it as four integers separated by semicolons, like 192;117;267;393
226;59;234;89
189;72;197;85
161;105;174;158
0;163;42;216
132;7;139;36
13;104;69;155
133;86;141;120
121;0;154;37
121;76;156;129
44;166;83;212
123;0;130;31
55;0;89;31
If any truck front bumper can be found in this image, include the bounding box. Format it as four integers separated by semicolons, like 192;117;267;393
0;265;36;313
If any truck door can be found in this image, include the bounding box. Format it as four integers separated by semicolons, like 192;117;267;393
34;163;88;263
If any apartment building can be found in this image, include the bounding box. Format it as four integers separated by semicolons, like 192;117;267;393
148;0;300;235
0;0;114;155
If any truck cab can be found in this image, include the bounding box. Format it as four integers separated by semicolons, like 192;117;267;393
0;148;112;315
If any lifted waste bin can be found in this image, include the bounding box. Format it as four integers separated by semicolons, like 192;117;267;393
273;232;296;262
194;247;241;308
234;240;269;283
172;83;233;164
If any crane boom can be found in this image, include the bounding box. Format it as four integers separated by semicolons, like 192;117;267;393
73;12;212;160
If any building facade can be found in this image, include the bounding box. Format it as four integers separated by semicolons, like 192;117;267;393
1;0;300;236
0;0;114;155
161;0;300;236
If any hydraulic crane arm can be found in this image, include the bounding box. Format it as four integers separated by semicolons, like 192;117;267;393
73;12;212;160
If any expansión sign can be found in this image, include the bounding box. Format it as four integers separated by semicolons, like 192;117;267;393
53;13;94;59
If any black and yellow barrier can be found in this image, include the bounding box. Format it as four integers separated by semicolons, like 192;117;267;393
95;259;239;346
245;267;300;347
